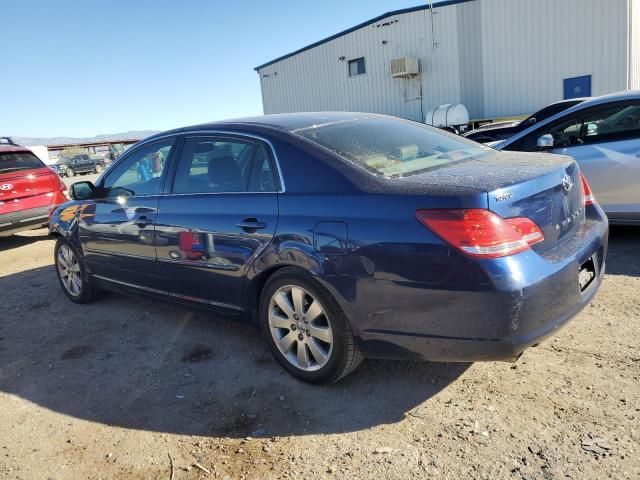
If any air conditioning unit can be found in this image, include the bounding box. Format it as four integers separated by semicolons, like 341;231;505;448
390;57;420;78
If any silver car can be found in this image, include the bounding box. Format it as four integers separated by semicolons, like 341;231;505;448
493;90;640;225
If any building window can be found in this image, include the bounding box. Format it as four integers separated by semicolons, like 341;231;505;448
348;57;366;76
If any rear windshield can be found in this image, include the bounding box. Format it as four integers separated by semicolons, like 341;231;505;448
0;151;45;173
294;117;490;178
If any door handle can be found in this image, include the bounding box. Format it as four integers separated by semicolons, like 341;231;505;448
135;216;153;228
236;218;267;231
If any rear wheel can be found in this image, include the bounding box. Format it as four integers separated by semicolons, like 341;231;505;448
54;237;99;303
65;167;75;177
94;163;104;174
259;269;363;384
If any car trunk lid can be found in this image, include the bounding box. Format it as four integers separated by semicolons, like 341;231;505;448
407;151;584;253
0;167;58;213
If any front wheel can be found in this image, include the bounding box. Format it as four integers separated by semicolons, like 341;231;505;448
94;163;104;174
65;167;75;177
260;269;363;384
54;238;99;303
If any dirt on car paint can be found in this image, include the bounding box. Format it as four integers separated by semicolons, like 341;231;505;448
0;227;638;479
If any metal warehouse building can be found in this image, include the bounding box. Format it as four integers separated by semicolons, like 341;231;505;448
255;0;640;122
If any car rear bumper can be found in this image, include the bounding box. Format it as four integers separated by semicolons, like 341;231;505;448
0;205;52;236
322;206;609;363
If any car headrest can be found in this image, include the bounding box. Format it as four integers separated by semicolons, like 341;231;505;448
208;155;241;184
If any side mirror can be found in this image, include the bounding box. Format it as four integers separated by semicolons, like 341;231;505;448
536;134;554;150
69;181;95;200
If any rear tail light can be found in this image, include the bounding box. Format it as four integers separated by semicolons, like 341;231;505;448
580;173;595;206
415;209;544;258
504;217;544;245
53;172;69;198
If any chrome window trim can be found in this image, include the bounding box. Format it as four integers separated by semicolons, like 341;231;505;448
134;130;286;194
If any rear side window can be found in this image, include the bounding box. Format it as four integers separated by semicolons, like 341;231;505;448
580;104;640;144
0;151;44;173
294;116;489;178
172;137;277;194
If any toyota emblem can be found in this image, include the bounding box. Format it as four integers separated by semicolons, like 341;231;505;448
561;174;573;194
0;183;14;191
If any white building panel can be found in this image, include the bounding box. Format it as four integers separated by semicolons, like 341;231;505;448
479;0;630;118
256;0;638;121
630;0;640;90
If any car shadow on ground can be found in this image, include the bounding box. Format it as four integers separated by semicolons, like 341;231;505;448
0;230;51;252
605;225;640;277
0;266;469;439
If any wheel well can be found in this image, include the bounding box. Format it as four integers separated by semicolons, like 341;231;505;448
244;265;310;325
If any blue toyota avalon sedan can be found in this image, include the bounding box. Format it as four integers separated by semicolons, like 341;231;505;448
49;113;608;384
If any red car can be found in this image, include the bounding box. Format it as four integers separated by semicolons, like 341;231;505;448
0;144;68;237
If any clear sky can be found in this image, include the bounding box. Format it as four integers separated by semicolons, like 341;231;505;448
2;0;415;138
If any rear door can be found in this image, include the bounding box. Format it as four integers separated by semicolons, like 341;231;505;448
78;138;176;290
155;134;280;312
74;155;93;173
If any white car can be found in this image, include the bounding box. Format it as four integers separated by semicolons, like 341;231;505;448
492;90;640;225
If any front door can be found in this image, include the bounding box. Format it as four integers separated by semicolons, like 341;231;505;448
154;134;280;312
78;138;175;290
550;103;640;220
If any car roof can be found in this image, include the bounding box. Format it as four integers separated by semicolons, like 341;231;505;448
0;145;32;154
567;89;640;108
142;112;392;143
547;97;591;106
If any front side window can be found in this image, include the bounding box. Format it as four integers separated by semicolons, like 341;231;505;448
100;139;173;197
505;102;640;151
0;151;44;173
294;116;490;178
172;136;277;194
348;57;366;76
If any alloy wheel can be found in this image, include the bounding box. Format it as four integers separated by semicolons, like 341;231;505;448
57;245;82;296
268;285;333;371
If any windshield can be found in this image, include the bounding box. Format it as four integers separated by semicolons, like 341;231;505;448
0;151;45;173
294;117;490;178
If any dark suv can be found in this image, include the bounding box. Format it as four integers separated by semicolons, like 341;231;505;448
53;154;106;177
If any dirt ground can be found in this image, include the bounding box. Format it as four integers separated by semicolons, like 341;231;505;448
0;226;638;480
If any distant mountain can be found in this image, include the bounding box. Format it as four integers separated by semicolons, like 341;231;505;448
12;130;160;146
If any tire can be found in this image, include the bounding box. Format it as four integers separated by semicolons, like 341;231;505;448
54;237;100;304
259;268;363;384
95;163;104;174
65;167;75;178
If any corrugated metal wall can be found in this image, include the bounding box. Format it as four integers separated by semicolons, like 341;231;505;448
258;7;463;122
630;0;640;90
258;0;634;120
457;1;484;118
480;0;630;118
